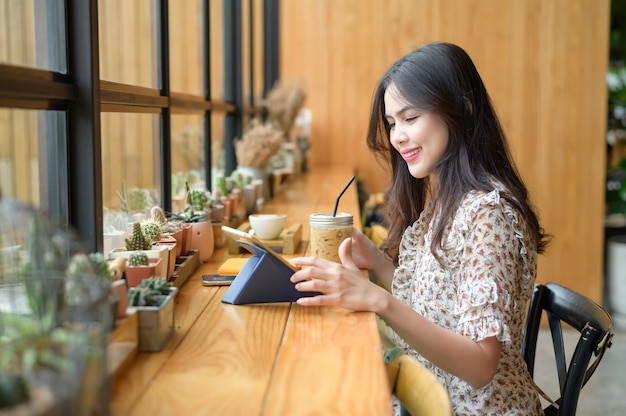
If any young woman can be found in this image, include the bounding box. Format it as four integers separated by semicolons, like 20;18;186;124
290;42;549;415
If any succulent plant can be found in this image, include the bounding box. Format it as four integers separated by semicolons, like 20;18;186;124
103;212;129;233
187;170;201;187
141;220;161;244
127;277;171;307
127;286;157;307
139;277;171;295
150;206;168;227
125;222;150;251
116;180;154;214
185;181;211;211
66;252;113;281
128;252;149;267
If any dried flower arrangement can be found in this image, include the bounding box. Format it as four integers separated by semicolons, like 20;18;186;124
261;80;307;135
234;119;285;168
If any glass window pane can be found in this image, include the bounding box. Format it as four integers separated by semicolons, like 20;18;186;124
0;108;67;210
210;0;224;100
252;0;264;105
98;0;157;88
242;0;251;105
211;112;226;188
0;0;67;73
101;112;160;252
169;0;203;95
171;114;205;212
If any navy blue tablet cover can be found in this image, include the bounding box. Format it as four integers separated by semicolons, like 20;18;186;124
221;240;319;305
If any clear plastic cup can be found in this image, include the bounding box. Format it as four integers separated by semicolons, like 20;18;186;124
309;212;353;263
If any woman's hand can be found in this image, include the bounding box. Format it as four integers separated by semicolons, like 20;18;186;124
341;228;381;271
290;238;388;311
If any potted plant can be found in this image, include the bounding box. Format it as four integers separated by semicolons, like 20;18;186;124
170;182;214;262
141;211;177;280
67;251;128;324
124;252;161;288
127;277;177;352
108;222;169;280
0;198;112;415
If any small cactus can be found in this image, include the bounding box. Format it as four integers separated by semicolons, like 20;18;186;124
89;252;113;281
150;206;168;226
127;286;157;307
128;252;149;267
66;252;112;281
127;277;172;307
140;277;171;295
185;181;210;210
125;222;150;251
141;220;161;244
117;180;154;213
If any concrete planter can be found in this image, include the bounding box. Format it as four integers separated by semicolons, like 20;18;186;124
132;287;178;352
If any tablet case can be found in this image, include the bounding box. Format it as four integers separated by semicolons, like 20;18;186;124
221;240;319;305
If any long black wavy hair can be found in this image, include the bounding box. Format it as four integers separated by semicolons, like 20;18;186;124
366;42;549;264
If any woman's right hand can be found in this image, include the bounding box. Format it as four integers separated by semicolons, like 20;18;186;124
339;227;382;271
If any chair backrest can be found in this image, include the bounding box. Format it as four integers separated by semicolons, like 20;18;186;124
381;332;452;416
522;282;614;415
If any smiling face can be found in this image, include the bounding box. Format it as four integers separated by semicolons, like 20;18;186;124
384;85;449;184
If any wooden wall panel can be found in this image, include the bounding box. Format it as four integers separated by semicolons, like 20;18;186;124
280;0;611;301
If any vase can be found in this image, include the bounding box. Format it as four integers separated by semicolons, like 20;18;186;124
189;221;214;262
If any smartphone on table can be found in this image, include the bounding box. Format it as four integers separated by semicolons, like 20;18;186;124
201;274;237;286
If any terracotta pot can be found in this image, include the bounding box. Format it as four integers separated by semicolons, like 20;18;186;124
212;221;227;248
209;203;225;222
180;223;193;256
168;228;183;258
189;221;214;262
111;279;129;319
220;197;233;219
157;236;178;280
109;245;169;280
124;258;162;287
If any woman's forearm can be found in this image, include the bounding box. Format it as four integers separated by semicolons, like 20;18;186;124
374;292;501;389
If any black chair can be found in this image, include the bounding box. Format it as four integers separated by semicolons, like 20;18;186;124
522;282;614;415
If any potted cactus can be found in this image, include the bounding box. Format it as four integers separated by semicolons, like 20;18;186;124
124;252;161;288
170;182;215;262
0;198;112;415
108;222;168;280
127;278;177;352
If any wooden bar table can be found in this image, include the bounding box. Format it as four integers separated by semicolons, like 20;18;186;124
110;166;393;415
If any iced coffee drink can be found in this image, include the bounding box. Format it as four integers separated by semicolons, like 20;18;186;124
309;213;353;263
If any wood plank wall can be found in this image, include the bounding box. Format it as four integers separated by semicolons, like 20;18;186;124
279;0;611;301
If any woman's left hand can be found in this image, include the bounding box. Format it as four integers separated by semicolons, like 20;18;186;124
290;239;385;311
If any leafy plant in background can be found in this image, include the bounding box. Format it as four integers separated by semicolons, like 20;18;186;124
0;199;111;412
606;0;626;218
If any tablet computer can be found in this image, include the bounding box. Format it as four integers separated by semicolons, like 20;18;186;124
221;225;297;272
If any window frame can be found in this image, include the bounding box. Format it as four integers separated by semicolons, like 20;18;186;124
0;0;278;252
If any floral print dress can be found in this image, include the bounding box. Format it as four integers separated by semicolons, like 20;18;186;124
389;187;544;415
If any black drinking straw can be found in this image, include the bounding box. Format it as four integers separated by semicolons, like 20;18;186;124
333;175;356;217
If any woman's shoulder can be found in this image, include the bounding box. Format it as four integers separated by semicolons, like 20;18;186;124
455;182;526;232
460;182;509;213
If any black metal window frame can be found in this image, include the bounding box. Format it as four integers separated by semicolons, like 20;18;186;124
0;0;279;252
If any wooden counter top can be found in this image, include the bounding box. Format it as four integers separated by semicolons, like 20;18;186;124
110;166;393;415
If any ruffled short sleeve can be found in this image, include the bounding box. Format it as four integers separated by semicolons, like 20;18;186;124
451;189;533;344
